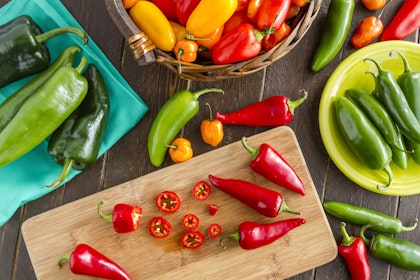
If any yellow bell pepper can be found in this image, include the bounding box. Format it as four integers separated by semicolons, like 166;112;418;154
186;0;238;37
129;1;176;52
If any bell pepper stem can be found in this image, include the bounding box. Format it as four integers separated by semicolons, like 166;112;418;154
57;252;71;269
97;200;113;222
377;164;393;191
192;88;224;100
340;222;356;246
219;231;240;249
36;26;88;45
288;89;308;115
241;137;260;160
46;159;75;189
280;200;301;215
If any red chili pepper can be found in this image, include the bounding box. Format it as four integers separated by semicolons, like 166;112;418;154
97;200;142;233
181;231;205;249
149;216;172;238
215;90;307;126
241;137;305;195
257;0;292;30
381;0;420;41
208;223;222;238
182;213;200;230
219;218;306;249
262;22;291;52
156;190;181;213
236;0;250;11
338;222;371;280
175;0;200;25
208;203;220;216
151;0;178;21
57;243;132;279
208;174;300;218
212;23;264;65
192;180;211;200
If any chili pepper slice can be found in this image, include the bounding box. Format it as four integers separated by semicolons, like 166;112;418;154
182;213;200;230
57;243;132;280
381;0;420;41
97;200;142;233
208;223;222;238
193;181;211;201
208;204;219;216
149;216;172;238
156;191;181;214
201;103;224;147
181;231;205;249
168;137;193;163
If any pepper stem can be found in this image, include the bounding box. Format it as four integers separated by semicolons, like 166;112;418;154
192;88;224;100
206;103;215;121
376;164;393;191
36;26;88;45
401;218;419;232
219;231;240;249
75;56;88;74
340;222;356;246
359;222;381;246
241;137;260;160
280;200;301;215
45;159;75;189
57;253;71;269
390;50;412;73
97;200;113;222
364;58;384;74
288;89;308;115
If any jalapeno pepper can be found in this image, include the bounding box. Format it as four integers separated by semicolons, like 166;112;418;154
381;0;420;41
334;96;393;190
97;200;142;233
208;174;300;218
360;223;420;270
0;15;88;88
0;57;89;168
148;88;223;167
219;218;306;250
311;0;354;71
149;216;172;238
323;201;418;235
47;64;110;188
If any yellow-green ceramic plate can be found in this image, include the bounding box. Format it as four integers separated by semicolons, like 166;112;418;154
319;41;420;196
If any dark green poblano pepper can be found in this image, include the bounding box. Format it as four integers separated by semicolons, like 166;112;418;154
47;64;110;189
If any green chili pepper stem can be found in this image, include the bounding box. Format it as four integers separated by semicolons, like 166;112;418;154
46;159;75;189
390;50;412;73
340;222;356;246
192;88;224;100
206;103;215;121
219;231;240;249
241;137;260;160
288;90;308;115
280;200;301;215
57;253;71;269
402;219;419;232
75;56;88;74
360;223;381;246
377;164;393;191
97;200;113;222
35;26;88;45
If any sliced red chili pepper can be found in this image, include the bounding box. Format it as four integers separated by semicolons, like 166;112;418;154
192;181;211;201
208;203;219;216
97;200;142;233
149;216;172;238
182;213;200;230
181;231;205;249
208;223;222;238
156;190;181;213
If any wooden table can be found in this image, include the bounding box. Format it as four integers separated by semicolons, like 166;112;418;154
1;0;420;279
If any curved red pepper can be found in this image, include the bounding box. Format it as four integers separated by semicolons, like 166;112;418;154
58;243;132;279
257;0;292;30
212;23;264;65
381;0;420;41
208;174;300;218
97;200;142;233
176;0;200;26
338;222;371;280
220;218;306;250
215;90;307;126
241;137;305;195
151;0;178;21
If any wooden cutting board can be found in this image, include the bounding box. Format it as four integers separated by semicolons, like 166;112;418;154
22;126;337;279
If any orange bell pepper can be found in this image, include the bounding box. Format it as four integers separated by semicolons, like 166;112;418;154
201;103;224;147
168;138;193;163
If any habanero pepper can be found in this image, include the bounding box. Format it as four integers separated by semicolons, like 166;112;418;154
338;222;371;280
168;137;193;163
219;218;306;250
174;39;198;63
0;16;88;88
241;137;305;195
97;200;142;233
381;0;420;41
323;201;418;235
0;57;89;168
201;103;224;147
256;0;292;31
47;64;110;189
215;90;307;126
361;0;386;10
350;15;384;49
334;96;393;190
208;174;300;218
148;88;223;167
57;243;132;280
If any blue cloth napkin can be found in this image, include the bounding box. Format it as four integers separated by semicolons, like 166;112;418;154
0;0;149;226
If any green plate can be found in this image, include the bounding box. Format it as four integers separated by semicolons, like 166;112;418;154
319;41;420;196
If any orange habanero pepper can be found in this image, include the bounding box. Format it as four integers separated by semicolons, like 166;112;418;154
174;39;198;63
168;138;193;163
201;103;224;147
361;0;386;10
350;16;384;49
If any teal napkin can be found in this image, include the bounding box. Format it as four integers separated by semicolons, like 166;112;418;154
0;0;149;226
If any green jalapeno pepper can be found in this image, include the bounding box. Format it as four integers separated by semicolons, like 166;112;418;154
0;45;81;133
148;88;223;167
323;201;418;234
47;64;110;189
365;57;420;144
0;57;89;167
391;50;420;165
360;223;420;270
311;0;354;72
0;15;88;88
335;96;393;190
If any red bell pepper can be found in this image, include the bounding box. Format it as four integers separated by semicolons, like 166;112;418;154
219;218;306;249
215;90;307;126
241;137;305;195
176;0;200;25
208;174;300;218
257;0;292;30
97;201;142;233
339;222;371;280
149;216;172;238
57;243;132;280
181;231;205;248
212;23;264;65
151;0;178;21
381;0;420;41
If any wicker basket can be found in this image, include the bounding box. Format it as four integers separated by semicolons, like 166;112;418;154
105;0;322;81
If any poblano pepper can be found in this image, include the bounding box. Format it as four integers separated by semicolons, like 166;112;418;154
0;15;88;88
47;64;110;189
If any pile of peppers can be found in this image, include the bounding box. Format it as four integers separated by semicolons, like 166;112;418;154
126;0;310;65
